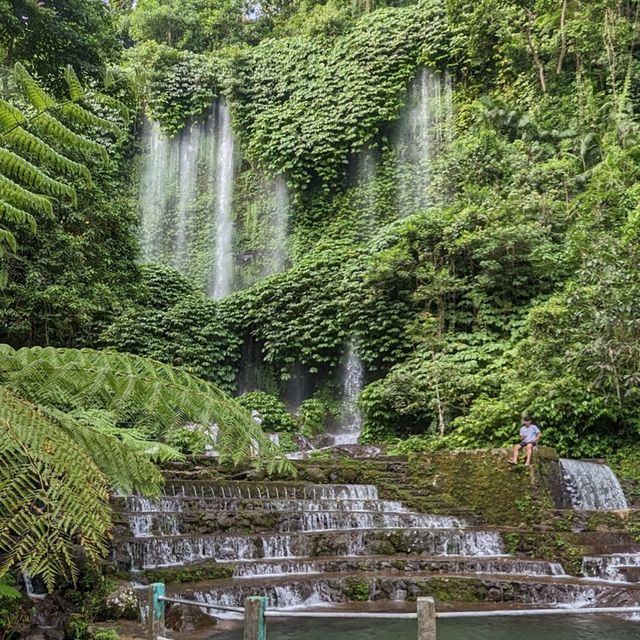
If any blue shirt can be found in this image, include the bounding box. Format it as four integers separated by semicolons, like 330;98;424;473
520;424;540;444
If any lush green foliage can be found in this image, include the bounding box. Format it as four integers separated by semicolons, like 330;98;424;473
5;0;640;491
0;0;120;88
0;63;124;287
0;343;294;590
124;42;219;134
100;265;242;391
227;0;448;190
238;390;297;432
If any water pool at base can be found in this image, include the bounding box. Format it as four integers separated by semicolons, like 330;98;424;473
211;615;640;640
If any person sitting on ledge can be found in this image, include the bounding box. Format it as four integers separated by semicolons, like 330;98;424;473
509;414;541;466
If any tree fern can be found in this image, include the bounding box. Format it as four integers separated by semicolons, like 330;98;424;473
0;345;295;477
0;63;128;285
3;127;93;183
0;345;294;590
0;387;111;590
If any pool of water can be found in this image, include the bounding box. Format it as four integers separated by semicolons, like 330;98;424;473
211;615;640;639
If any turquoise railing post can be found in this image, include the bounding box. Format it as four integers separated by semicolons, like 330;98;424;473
244;595;267;640
148;582;166;640
417;596;436;640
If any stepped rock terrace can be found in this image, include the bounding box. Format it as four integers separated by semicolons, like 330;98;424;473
111;451;640;621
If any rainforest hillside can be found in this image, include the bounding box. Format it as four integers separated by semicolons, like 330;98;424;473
1;0;639;465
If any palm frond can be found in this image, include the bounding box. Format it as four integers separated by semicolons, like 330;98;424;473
0;345;296;477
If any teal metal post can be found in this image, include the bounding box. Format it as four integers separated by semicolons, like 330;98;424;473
148;583;166;640
244;596;267;640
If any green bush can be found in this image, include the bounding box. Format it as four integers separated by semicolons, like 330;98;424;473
237;391;296;433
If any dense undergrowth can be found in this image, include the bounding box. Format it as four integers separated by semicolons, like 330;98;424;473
2;0;640;462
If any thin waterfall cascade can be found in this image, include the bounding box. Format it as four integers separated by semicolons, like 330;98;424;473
394;68;453;217
581;554;640;583
210;100;236;299
267;176;290;276
357;148;378;218
559;459;628;510
333;345;364;445
137;101;236;295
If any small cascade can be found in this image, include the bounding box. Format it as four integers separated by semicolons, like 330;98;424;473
357;148;377;221
334;345;364;445
137;101;236;295
266;176;290;275
395;68;452;217
559;459;628;510
582;554;640;583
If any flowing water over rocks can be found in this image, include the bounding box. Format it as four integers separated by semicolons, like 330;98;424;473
112;460;640;616
559;459;629;510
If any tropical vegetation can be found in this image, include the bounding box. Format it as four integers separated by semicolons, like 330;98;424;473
1;0;639;619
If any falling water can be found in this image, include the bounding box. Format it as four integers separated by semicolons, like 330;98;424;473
358;148;377;213
138;102;236;295
334;345;364;445
210;100;236;299
395;68;452;217
139;120;178;265
559;459;628;510
174;123;201;270
269;176;290;274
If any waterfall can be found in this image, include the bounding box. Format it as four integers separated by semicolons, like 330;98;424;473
559;459;628;510
174;123;201;269
210;100;236;298
358;148;377;215
139;120;177;265
395;68;452;217
138;102;236;295
334;345;364;445
269;176;289;274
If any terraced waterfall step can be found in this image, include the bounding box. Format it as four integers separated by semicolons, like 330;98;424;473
168;571;640;611
118;527;505;569
114;478;640;614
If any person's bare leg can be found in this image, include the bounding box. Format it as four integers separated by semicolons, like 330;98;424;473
524;443;533;465
511;444;520;463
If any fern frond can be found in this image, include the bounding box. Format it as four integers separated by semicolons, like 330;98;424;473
14;63;56;111
0;175;52;216
64;66;85;102
0;100;26;134
0;346;296;477
45;407;165;497
0;387;111;590
59;103;121;138
0;227;17;252
3;128;92;184
0;201;36;233
0;147;77;205
32;113;109;163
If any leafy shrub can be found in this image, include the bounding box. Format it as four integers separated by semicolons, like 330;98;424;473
237;391;296;433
